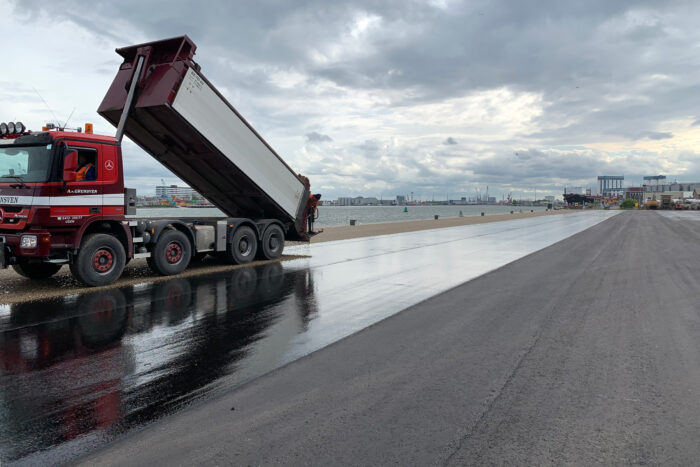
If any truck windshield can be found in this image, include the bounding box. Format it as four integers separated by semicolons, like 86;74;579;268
0;144;53;183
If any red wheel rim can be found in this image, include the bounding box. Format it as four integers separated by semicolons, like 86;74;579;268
93;249;114;273
165;242;183;264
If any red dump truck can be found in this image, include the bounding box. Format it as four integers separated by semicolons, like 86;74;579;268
0;36;313;286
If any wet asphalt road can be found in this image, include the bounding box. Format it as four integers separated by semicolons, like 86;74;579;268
0;211;617;465
78;210;700;466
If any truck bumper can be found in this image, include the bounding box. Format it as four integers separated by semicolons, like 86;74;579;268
0;232;52;264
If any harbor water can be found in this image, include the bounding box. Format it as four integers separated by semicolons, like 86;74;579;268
134;205;548;228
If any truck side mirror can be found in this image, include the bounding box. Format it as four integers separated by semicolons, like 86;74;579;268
63;150;78;183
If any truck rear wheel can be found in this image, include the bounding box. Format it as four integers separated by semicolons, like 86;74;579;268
70;234;126;286
147;230;191;276
259;224;284;260
12;262;62;279
226;226;258;264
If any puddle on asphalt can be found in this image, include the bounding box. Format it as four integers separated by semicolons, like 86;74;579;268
0;262;317;465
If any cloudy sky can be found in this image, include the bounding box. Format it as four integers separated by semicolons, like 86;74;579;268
4;0;700;200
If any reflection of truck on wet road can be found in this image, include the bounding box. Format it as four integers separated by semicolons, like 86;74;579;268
0;36;313;286
0;262;314;463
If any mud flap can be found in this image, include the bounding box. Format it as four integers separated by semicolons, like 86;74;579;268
0;242;6;269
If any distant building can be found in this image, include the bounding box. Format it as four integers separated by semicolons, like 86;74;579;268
156;184;198;200
396;195;406;205
565;187;584;195
359;197;379;205
335;196;381;206
624;187;645;203
598;175;624;197
643;180;700;193
563;193;595;207
667;182;700;192
643;175;666;190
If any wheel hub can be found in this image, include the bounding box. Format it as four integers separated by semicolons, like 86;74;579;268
166;242;183;264
93;249;114;273
239;238;251;255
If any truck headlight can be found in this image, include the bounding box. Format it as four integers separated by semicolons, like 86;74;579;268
20;235;37;248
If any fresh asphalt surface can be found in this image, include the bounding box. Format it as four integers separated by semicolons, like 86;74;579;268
78;210;700;466
2;211;614;465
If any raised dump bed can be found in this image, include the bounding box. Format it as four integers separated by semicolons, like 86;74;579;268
97;36;309;239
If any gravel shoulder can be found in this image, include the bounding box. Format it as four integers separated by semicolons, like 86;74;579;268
0;255;307;305
310;209;568;243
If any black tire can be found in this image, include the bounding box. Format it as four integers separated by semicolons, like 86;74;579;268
153;278;193;325
76;290;128;349
11;262;62;279
258;262;285;297
229;267;259;303
148;229;191;276
226;226;258;264
70;234;126;286
258;224;285;260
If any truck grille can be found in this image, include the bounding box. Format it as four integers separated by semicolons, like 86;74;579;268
1;206;24;213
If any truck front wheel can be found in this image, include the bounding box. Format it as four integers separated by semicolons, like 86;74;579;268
12;262;62;279
226;226;258;264
147;230;191;276
70;234;126;286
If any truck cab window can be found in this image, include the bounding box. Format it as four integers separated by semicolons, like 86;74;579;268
0;145;52;182
71;148;98;182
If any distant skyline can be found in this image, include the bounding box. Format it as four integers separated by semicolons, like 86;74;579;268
5;1;700;199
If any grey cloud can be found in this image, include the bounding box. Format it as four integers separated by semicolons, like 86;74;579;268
443;137;458;145
357;140;381;153
0;82;41;104
305;131;333;143
638;131;673;140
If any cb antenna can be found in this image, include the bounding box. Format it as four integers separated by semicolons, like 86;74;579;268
32;86;60;126
63;108;76;130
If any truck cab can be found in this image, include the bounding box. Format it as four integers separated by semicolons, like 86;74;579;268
0;124;133;282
